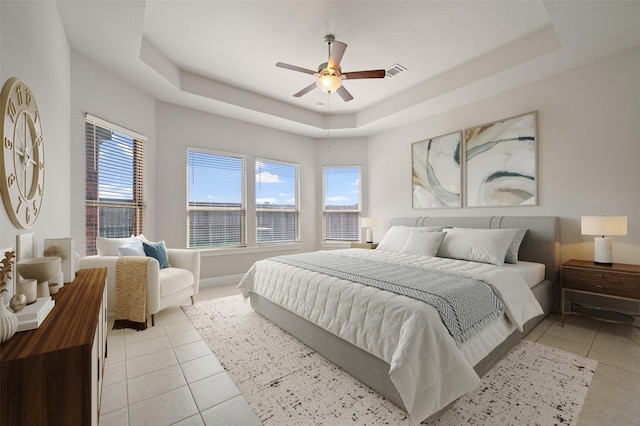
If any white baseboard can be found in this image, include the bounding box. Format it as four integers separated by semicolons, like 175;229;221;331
200;274;245;288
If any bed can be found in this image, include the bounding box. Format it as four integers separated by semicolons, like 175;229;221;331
238;216;560;423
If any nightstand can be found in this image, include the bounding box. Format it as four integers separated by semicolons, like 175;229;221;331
351;242;378;249
561;259;640;327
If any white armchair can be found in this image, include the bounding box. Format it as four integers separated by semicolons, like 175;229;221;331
79;237;200;326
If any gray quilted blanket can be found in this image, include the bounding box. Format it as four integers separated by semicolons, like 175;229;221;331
271;251;504;344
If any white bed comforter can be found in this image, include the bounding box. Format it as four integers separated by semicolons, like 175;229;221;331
238;249;543;423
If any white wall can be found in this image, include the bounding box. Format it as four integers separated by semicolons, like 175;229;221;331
155;102;318;282
0;2;70;303
70;52;157;255
369;45;640;266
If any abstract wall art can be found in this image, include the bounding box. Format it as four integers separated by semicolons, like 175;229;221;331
412;131;462;209
465;112;537;207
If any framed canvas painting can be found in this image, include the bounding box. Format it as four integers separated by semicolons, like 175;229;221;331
412;131;462;209
465;112;537;207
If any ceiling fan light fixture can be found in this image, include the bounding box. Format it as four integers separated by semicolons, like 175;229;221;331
316;72;342;93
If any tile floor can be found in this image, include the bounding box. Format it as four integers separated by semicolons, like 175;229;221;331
99;284;640;425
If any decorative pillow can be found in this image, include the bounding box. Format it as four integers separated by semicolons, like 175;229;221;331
142;240;171;269
400;231;446;257
377;226;443;252
504;229;528;264
96;236;131;256
436;228;517;266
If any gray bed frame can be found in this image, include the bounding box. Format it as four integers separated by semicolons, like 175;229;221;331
249;216;560;421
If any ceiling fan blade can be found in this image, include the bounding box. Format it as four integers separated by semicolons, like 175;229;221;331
342;69;386;80
327;40;347;70
336;86;353;102
276;62;317;75
293;83;317;97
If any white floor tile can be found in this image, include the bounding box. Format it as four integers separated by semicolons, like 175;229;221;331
126;335;172;359
168;328;203;347
189;372;241;412
174;340;213;363
128;386;198;426
126;348;178;379
200;395;261;426
101;380;128;415
127;364;187;406
99;406;129;426
181;354;224;384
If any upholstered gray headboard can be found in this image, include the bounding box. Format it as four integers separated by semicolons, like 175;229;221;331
389;216;561;283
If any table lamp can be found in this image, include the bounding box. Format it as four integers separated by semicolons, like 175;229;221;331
361;217;378;243
581;216;627;265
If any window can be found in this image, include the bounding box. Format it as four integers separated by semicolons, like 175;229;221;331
256;159;299;244
322;166;361;241
187;148;246;248
85;115;145;255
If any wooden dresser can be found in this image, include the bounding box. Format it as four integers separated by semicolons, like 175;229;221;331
1;268;108;425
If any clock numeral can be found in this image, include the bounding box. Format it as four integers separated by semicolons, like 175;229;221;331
16;84;23;106
25;206;31;224
39;162;44;171
7;173;16;187
7;99;17;123
34;109;39;124
25;88;32;107
35;135;43;146
37;183;42;196
32;200;38;216
4;137;13;150
15;196;22;214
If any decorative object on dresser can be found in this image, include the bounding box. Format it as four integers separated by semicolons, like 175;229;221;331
0;250;18;343
1;268;108;425
0;78;45;229
581;216;628;265
360;217;378;243
16;256;61;298
44;238;75;284
561;259;639;327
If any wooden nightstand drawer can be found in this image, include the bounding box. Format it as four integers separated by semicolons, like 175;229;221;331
563;266;640;299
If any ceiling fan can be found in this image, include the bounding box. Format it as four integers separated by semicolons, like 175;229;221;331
276;34;385;102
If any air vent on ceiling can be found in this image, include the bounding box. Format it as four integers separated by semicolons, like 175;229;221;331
385;63;407;78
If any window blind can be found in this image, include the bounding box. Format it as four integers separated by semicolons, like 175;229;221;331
187;148;246;248
322;166;361;241
85;115;145;255
256;158;299;244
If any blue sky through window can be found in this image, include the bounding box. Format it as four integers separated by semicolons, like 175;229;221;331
324;167;360;207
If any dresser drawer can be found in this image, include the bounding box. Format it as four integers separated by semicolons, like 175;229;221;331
563;266;640;300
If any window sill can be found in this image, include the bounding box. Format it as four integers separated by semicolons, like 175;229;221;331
198;243;303;257
321;241;354;249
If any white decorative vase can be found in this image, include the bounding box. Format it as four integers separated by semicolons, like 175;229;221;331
0;301;18;343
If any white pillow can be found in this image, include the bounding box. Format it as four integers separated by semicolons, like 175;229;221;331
400;231;446;257
452;227;528;264
504;229;528;264
96;236;131;256
116;236;146;256
377;226;442;252
436;228;517;266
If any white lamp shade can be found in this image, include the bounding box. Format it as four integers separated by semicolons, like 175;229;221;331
361;217;378;228
581;216;627;236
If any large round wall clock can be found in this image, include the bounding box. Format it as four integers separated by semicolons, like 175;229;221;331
0;78;45;229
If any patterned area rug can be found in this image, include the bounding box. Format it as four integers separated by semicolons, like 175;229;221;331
183;295;597;425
